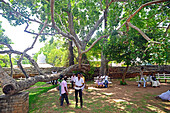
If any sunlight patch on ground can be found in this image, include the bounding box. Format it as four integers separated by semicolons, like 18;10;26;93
103;92;114;96
88;87;105;91
146;104;166;113
52;104;58;109
106;99;127;104
84;99;93;103
113;99;126;102
69;100;76;108
47;88;57;92
165;106;170;110
163;102;170;105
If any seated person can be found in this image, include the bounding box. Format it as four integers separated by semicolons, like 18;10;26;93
51;70;58;85
149;73;160;87
155;90;170;101
96;75;103;87
103;74;108;88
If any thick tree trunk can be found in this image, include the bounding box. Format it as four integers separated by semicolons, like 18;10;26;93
68;40;74;66
0;64;90;95
100;0;108;76
100;52;108;75
122;65;129;83
78;53;82;69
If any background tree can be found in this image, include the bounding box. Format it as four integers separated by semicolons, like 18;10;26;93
103;0;170;84
34;37;70;67
0;0;169;95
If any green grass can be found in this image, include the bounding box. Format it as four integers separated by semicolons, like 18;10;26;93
26;82;58;112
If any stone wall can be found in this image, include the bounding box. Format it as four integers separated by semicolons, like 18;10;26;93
0;92;29;113
108;65;170;79
2;65;170;79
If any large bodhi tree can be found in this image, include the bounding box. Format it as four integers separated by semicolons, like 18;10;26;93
0;0;123;95
0;0;169;95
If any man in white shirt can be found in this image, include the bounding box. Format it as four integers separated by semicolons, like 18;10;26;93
71;73;76;89
75;73;84;108
60;76;70;106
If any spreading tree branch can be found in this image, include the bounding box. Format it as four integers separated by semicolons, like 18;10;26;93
127;22;160;44
16;20;48;78
82;34;109;54
118;0;169;30
0;49;43;75
66;1;81;46
24;22;57;36
50;0;81;53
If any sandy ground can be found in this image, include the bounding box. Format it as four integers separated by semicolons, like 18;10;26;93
87;80;170;101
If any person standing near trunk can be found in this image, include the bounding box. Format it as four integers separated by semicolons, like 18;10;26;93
60;76;71;106
75;73;84;108
71;73;76;89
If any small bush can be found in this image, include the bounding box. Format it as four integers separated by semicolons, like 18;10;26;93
120;81;127;85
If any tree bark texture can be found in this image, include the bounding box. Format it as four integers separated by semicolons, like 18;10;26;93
68;40;74;66
122;65;129;83
100;52;107;75
0;64;90;95
100;0;109;76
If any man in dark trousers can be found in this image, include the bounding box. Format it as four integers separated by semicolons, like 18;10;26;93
60;76;71;106
74;73;84;108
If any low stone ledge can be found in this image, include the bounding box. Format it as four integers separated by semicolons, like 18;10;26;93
0;92;29;113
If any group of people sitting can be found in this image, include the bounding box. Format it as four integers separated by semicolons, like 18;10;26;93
146;73;160;87
138;67;160;88
96;74;109;88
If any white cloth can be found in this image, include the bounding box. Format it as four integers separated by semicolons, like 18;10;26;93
52;71;57;74
75;77;84;90
159;90;170;101
105;76;108;81
71;75;76;82
149;76;160;87
61;80;67;94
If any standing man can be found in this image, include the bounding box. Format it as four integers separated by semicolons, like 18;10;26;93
75;73;84;108
71;73;76;89
138;67;146;88
81;73;85;90
60;76;71;106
